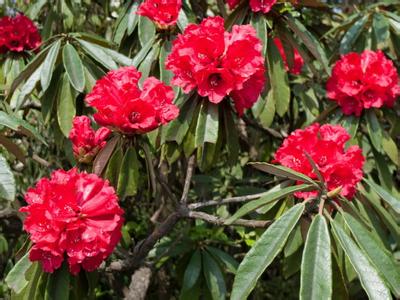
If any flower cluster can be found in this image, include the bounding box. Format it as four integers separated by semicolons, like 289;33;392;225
226;0;277;13
274;123;365;200
69;116;111;164
327;50;400;116
166;16;266;115
85;66;179;134
0;14;41;54
274;38;304;75
20;169;124;274
137;0;182;27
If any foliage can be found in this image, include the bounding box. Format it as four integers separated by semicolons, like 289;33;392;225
1;0;400;299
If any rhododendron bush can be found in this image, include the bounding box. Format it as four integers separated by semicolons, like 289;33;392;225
0;1;399;299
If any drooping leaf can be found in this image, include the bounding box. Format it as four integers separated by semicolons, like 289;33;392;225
231;204;305;300
202;251;226;300
93;135;120;176
117;147;140;198
138;16;156;46
0;154;15;201
382;132;399;166
57;73;76;137
40;39;62;92
363;178;400;214
343;212;400;297
182;250;202;291
373;13;390;48
331;221;391;300
78;39;117;70
63;43;85;92
5;253;32;294
365;109;383;152
300;215;332;300
339;15;369;54
195;100;219;147
206;247;238;274
45;263;70;300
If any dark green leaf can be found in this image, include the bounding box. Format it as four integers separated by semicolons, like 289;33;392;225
363;178;400;214
131;36;157;68
231;204;305;300
343;212;400;297
63;43;85;92
195;101;219;147
127;3;140;35
182;250;202;291
365;109;383;152
331;221;391;300
78;39;117;70
373;13;390;48
382;132;399;166
300;215;332;300
117;147;140;198
57;73;76;137
45;263;70;300
93;135;120;176
202;251;226;300
138;16;156;47
207;247;238;274
340;15;369;54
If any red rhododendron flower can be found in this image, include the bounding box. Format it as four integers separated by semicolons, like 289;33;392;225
274;38;304;75
137;0;182;27
225;0;276;13
20;168;124;274
166;16;265;115
0;14;41;54
327;50;400;116
85;66;179;134
69;116;111;164
274;123;365;200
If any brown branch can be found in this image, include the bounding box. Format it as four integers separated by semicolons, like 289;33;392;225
187;211;271;228
180;155;195;205
188;191;269;210
0;208;19;219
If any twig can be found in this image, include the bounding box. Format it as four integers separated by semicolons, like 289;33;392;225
0;208;19;219
180;155;195;205
187;211;271;228
318;195;327;215
32;154;51;168
188;191;269;210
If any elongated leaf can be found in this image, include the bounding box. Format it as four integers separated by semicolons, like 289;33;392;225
11;260;42;300
182;250;202;291
0;155;15;201
195;101;219;147
5;252;32;294
331;221;391;300
267;38;290;117
93;135;119;176
45;263;70;300
340;15;369;54
77;39;117;70
127;2;139;35
117;147;140;198
343;212;400;297
138;41;160;83
258;91;275;128
373;13;390;48
300;215;332;300
226;184;312;224
177;9;189;32
202;251;226;300
249;162;319;187
365;109;383;152
63;43;85;92
138;16;156;46
363;178;400;214
40;39;61;92
131;36;156;67
341;115;359;139
382;132;399;166
15;64;43;110
231;204;305;300
207;247;238;274
57;74;76;136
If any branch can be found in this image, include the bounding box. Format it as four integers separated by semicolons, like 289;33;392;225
188;191;269;210
180;155;196;205
0;208;21;220
187;211;271;228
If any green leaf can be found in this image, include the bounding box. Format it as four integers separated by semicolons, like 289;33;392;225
182;250;202;291
77;39;117;70
258;91;275;128
5;253;32;294
341;115;359;139
57;73;76;137
249;162;319;188
195;101;219;147
223;108;239;163
343;212;400;297
202;251;226;300
15;64;43;110
0;155;15;201
177;9;189;32
363;178;400;214
340;15;369;54
331;221;391;300
267;38;290;117
159;40;175;87
45;263;70;300
300;215;332;300
373;13;390;48
225;184;312;224
382;132;399;166
138;41;161;83
251;14;267;55
231;204;305;300
93;135;120;176
63;43;85;92
104;148;123;187
132;36;157;68
138;16;156;47
365;109;383;152
206;247;238;274
40;39;62;92
127;2;140;35
117;147;140;198
11;260;43;300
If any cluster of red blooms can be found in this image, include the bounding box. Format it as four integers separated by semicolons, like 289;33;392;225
0;14;41;54
85;66;179;134
274;38;304;75
69;116;111;164
166;16;266;115
327;50;400;116
226;0;277;13
137;0;182;27
20;169;124;274
274;123;365;200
